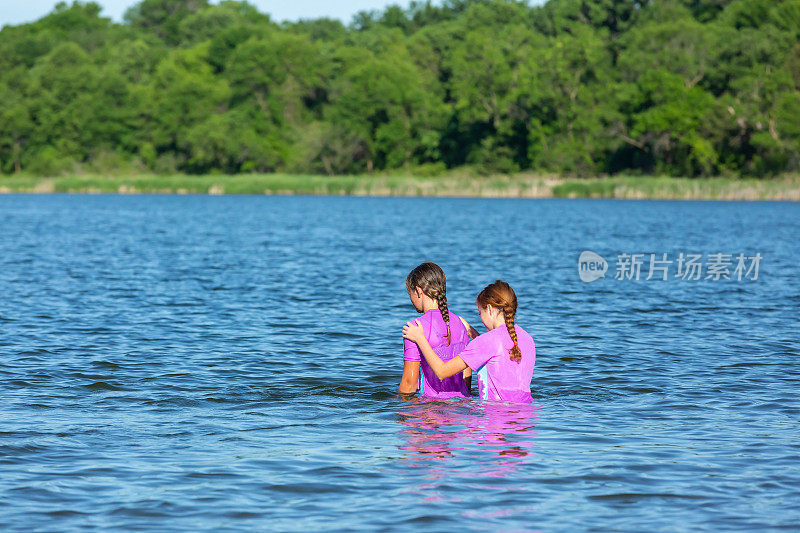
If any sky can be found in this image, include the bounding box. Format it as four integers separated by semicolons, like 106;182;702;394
0;0;422;28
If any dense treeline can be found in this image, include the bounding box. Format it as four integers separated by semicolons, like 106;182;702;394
1;0;799;177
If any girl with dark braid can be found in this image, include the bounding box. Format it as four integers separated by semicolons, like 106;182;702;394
399;262;479;398
403;280;535;404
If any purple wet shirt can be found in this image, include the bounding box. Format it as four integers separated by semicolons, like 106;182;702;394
403;308;471;399
458;325;535;403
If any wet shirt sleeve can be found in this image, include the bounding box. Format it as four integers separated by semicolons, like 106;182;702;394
458;334;494;371
403;316;428;362
403;336;422;362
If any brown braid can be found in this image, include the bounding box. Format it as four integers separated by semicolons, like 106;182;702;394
504;310;521;362
476;280;522;363
434;290;452;345
406;262;451;346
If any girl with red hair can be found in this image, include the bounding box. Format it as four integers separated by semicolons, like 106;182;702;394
403;280;535;403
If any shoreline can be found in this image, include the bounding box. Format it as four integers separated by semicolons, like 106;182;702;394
1;173;799;201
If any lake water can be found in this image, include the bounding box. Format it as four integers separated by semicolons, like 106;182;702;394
1;194;798;531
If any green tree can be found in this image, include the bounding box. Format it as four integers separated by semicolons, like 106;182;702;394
145;44;231;171
0;87;32;173
326;50;445;171
124;0;208;44
619;70;722;175
24;42;103;171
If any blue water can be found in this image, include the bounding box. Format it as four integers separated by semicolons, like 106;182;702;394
1;195;799;531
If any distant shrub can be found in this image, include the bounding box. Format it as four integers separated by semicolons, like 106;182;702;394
83;148;145;175
469;140;519;176
153;153;179;175
24;147;75;176
408;162;447;177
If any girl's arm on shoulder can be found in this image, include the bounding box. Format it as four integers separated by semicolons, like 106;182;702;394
398;360;420;396
456;318;475;389
459;316;480;340
403;320;468;380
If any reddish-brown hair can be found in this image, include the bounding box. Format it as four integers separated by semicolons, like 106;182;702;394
406;262;451;344
476;280;521;362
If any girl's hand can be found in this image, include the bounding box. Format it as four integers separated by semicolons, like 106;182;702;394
402;319;424;344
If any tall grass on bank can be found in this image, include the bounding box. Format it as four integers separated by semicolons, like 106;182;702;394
1;173;799;201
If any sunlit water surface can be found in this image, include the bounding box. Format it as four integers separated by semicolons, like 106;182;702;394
1;195;798;531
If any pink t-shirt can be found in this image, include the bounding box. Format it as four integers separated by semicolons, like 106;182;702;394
403;308;471;399
458;325;535;403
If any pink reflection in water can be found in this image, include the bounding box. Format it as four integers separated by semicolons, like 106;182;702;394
397;398;540;477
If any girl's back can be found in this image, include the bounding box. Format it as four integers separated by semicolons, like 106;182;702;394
459;324;535;403
403;308;471;398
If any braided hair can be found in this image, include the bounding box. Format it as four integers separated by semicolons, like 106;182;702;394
406;262;451;345
476;280;521;362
